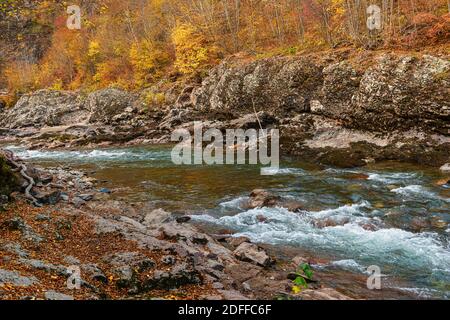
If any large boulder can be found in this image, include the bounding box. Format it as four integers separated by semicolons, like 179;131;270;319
87;88;136;124
0;90;87;129
233;242;272;267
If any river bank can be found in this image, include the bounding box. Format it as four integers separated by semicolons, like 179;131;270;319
0;150;361;300
1;145;449;300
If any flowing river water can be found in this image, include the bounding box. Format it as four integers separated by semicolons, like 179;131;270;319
5;145;450;299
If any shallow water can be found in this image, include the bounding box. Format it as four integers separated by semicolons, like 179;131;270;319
6;145;450;299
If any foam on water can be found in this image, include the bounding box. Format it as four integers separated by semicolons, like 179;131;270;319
192;203;450;282
219;196;249;209
260;167;306;176
329;259;369;274
368;172;420;184
395;287;442;299
391;185;448;202
5;146;168;162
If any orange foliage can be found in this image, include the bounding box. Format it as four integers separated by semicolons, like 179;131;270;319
1;0;449;94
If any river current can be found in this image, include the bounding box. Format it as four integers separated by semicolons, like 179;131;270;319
6;145;450;299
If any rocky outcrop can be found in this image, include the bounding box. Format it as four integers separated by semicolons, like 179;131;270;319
192;57;322;117
171;52;448;168
192;53;449;135
87;88;137;124
0;88;142;130
0;90;87;129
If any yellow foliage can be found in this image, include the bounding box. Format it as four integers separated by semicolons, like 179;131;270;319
144;91;166;108
92;57;134;90
2;61;38;107
49;79;63;91
171;23;215;75
88;41;101;61
4;61;37;95
129;40;171;88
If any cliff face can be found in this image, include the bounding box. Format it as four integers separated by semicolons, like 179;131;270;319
191;53;449;135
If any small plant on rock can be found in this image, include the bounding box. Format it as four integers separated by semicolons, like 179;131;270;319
292;263;314;294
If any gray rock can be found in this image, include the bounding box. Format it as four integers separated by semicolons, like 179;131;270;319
0;269;38;287
19;258;67;275
0;90;87;129
218;289;249;300
113;265;134;289
440;163;450;173
148;263;202;290
60;192;69;201
161;255;176;265
44;290;74;301
2;217;44;243
212;282;224;289
63;256;80;265
142;208;171;226
87;89;136;124
77;194;94;201
229;112;277;130
34;190;61;205
104;252;155;271
0;195;8;205
226;236;250;248
82;264;108;283
2;242;29;258
233;242;272;267
35;213;51;221
2;216;25;231
207;260;225;271
71;197;86;208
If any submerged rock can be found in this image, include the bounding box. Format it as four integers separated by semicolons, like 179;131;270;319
245;189;304;212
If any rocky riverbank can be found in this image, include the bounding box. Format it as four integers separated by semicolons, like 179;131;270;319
0;50;449;169
1;152;371;300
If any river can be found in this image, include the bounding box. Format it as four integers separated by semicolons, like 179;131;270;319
5;145;450;299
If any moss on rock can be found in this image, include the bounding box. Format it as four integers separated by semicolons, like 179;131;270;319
0;155;19;196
